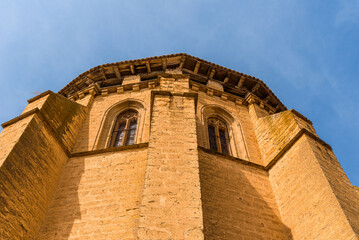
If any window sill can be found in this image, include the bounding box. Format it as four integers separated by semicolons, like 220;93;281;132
71;142;149;158
198;146;265;170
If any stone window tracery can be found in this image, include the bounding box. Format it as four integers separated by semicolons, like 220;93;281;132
207;117;230;155
109;110;138;147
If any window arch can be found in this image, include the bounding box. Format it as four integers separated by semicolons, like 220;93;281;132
207;117;230;155
93;99;146;150
199;104;250;160
109;109;138;147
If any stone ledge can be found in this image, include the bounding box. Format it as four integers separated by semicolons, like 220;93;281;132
290;109;313;125
27;90;53;103
265;129;332;171
1;107;74;158
1;108;39;128
150;90;199;116
159;73;189;79
35;110;72;158
199;128;333;172
198;146;265;170
71;143;149;158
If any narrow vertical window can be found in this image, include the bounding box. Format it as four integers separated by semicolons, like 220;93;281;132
110;110;138;147
208;125;218;152
207;117;230;155
219;128;229;155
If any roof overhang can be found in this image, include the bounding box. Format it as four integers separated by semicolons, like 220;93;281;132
59;53;286;112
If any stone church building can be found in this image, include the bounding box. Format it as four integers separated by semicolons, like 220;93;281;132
0;53;358;239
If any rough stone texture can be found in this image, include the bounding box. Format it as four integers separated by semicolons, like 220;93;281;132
0;115;33;165
248;102;359;239
355;186;359;197
206;79;224;92
40;92;88;151
123;75;141;85
0;92;86;239
199;149;290;240
137;77;204;240
75;94;94;108
0;115;68;239
196;91;262;164
1;64;358;240
269;134;358;240
37;147;148;240
22;94;50;113
308;137;359;236
250;104;316;166
73;90;150;152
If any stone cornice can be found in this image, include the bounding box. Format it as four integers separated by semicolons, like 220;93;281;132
59;53;286;113
63;75;276;115
1;108;71;157
199;128;333;172
27;90;53;103
71;143;149;158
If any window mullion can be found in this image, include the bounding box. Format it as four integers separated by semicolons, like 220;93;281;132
215;126;222;153
110;118;121;147
122;119;130;146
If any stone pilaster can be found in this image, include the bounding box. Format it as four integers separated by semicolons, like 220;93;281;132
137;75;204;240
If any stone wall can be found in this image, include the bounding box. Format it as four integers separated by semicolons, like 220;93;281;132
198;149;290;240
1;72;358;240
195;91;262;164
0;91;86;239
73;90;151;152
269;134;358;239
37;147;148;240
137;76;204;240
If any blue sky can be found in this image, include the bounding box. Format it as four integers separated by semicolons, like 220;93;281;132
0;1;358;185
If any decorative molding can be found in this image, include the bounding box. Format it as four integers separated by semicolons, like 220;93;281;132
265;129;332;171
1;108;39;128
199;128;333;173
27;90;53;103
1;107;72;157
59;53;286;112
198;147;265;170
71;143;149;158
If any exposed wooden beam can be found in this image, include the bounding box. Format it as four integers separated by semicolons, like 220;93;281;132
162;58;167;71
146;61;151;73
84;76;94;85
223;73;230;84
263;94;271;103
208;68;216;79
130;64;135;74
71;83;80;91
114;66;121;78
237;76;245;88
179;56;185;69
251;83;260;93
194;61;200;74
100;68;107;80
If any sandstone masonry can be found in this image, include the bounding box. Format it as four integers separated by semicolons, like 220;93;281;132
0;54;358;240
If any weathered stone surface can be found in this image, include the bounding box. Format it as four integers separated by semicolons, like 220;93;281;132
137;77;204;240
199;149;289;240
0;56;358;240
37;147;148;240
0;91;86;239
269;134;358;239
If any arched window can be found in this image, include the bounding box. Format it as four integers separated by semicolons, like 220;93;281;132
207;117;230;155
109;110;138;147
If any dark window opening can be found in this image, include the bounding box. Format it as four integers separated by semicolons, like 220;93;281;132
207;117;230;155
110;110;138;147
